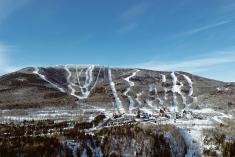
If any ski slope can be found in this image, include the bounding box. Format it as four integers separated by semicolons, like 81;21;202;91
33;67;65;93
123;69;139;113
108;68;124;113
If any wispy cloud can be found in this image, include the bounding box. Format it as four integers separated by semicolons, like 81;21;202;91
220;2;235;13
118;2;149;33
117;22;138;34
0;43;20;75
0;43;9;67
119;3;149;21
127;50;235;74
0;0;32;75
0;0;31;24
172;20;231;38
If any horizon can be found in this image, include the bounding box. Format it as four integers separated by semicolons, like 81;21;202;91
0;0;235;81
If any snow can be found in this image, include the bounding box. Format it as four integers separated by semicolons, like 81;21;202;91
84;65;95;88
212;116;223;123
154;86;164;106
0;106;108;123
165;116;214;156
161;74;166;82
192;108;215;114
86;139;103;157
75;65;83;86
123;69;139;113
176;77;187;110
157;105;233;157
139;107;153;115
63;140;79;157
146;99;153;107
164;132;185;157
63;139;103;157
33;67;65;92
183;74;198;104
192;97;198;103
81;149;87;157
90;66;102;91
78;65;95;99
170;72;189;111
136;91;143;106
170;72;179;112
191;108;233;125
64;65;97;99
65;65;79;98
161;74;168;100
179;129;201;157
108;68;124;113
183;75;193;96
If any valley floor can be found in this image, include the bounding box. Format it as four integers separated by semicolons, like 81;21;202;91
0;103;234;157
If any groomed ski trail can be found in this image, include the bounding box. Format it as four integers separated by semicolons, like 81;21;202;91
123;69;139;113
33;67;65;93
108;68;125;113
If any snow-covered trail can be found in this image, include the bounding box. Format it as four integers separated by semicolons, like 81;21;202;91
147;84;163;109
154;86;164;106
123;69;139;113
170;72;179;112
83;65;95;88
161;74;168;100
75;65;83;87
33;67;65;93
170;72;189;111
178;82;187;108
90;66;102;91
136;91;143;106
175;73;187;110
64;65;80;99
108;68;125;113
183;74;198;103
79;65;95;98
65;65;97;99
183;75;193;96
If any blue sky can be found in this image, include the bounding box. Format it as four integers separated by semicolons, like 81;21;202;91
0;0;235;81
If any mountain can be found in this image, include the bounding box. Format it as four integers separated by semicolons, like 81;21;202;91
0;65;234;157
0;65;234;111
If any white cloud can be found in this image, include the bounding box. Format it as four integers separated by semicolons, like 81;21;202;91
127;51;235;74
172;20;231;38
